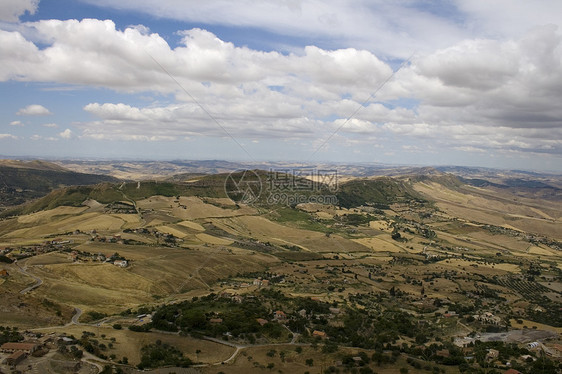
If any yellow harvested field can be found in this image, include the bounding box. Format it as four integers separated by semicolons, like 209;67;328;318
508;219;562;240
177;220;205;231
48;243;277;302
54;246;264;307
144;219;167;226
415;182;470;204
32;264;155;313
414;181;562;239
111;214;141;223
17;206;88;224
1;227;38;239
195;233;234;245
352;236;403;252
529;207;556;220
463;231;530;253
119;232;156;244
205;197;237;206
4;212;128;239
136;195;175;210
76;243;159;260
157;225;191;238
492;263;521;272
43;263;154;292
171;196;257;220
528;245;557;256
369;220;391;231
315;211;334;219
213;216;368;253
510;319;562;333
68;214;126;232
25;252;73;266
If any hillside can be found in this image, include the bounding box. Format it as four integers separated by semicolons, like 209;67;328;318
0;160;119;210
1;169;336;217
335;176;426;208
0;166;560;373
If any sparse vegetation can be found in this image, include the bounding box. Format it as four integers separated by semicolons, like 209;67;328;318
0;167;561;372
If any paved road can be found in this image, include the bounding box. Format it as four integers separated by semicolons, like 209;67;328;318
17;263;43;294
71;307;83;325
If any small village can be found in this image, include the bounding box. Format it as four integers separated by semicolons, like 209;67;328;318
0;330;90;373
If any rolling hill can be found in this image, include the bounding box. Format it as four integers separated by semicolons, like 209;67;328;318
0;160;119;211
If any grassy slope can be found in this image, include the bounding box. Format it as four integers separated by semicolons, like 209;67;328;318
0;161;119;210
335;176;426;208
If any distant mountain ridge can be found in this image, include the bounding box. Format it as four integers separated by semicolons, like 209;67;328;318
2;159;561;215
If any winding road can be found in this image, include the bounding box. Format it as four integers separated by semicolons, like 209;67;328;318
71;307;83;325
16;262;43;294
14;259;302;371
198;326;305;367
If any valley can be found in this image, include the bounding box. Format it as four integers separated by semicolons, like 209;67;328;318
0;161;560;374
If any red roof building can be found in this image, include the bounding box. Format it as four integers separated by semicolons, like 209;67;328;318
5;351;27;366
0;342;38;354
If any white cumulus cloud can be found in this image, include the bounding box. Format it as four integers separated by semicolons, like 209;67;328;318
16;104;53;116
0;12;560;160
59;129;73;139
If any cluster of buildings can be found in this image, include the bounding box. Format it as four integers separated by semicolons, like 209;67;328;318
473;311;502;325
252;277;270;288
68;250;128;268
0;239;73;261
220;275;284;289
90;233;124;244
0;333;82;370
1;342;39;366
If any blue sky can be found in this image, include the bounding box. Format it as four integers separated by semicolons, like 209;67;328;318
1;0;562;172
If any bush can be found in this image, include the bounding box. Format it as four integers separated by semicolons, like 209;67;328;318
86;311;107;321
128;324;151;332
137;342;192;369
